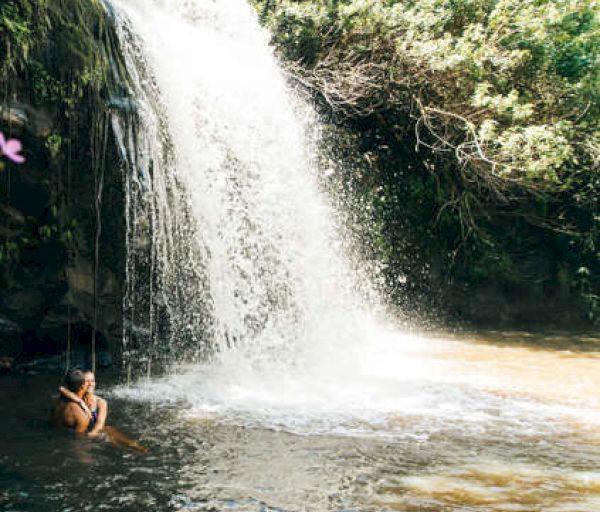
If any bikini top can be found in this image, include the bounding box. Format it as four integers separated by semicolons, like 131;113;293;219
87;407;99;432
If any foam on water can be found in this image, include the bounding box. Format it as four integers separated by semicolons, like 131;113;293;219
112;327;600;439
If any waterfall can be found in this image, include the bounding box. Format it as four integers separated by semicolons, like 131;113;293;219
105;1;600;442
107;0;381;373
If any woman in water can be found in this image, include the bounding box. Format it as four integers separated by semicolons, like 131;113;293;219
58;370;148;452
59;370;108;436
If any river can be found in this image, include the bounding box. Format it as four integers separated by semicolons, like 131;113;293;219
2;330;599;511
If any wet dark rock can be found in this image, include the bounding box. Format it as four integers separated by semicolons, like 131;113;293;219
65;260;122;344
0;97;126;362
97;351;113;368
13;349;113;374
0;315;22;336
0;314;24;360
0;205;26;226
107;96;138;114
15;353;65;374
0;103;54;137
3;290;48;327
0;1;130;366
0;356;14;373
0;105;27;127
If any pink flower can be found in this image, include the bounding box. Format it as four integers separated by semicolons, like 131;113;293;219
0;131;25;164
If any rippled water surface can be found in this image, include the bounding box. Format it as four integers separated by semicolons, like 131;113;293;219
2;332;600;511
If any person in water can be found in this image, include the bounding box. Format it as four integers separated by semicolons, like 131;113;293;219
52;368;149;453
51;369;97;434
58;369;108;436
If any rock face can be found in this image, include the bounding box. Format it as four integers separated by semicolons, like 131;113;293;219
0;1;131;365
0;99;126;363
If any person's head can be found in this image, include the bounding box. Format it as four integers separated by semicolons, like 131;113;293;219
64;369;87;393
84;370;96;393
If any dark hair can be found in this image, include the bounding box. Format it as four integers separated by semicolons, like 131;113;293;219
64;369;86;392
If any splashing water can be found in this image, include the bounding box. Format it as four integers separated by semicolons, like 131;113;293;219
109;0;380;374
107;0;600;445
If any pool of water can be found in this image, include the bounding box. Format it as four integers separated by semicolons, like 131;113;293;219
2;332;600;511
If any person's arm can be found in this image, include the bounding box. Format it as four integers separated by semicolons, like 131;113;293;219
59;386;91;417
87;397;108;436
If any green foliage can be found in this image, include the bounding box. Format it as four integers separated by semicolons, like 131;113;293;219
0;240;19;264
259;0;600;189
0;1;36;74
0;0;114;105
266;3;329;65
254;0;600;324
45;133;62;160
0;0;125;293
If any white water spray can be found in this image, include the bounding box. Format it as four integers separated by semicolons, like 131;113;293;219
107;0;600;438
109;0;380;370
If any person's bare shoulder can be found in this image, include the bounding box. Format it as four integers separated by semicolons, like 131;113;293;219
60;401;90;433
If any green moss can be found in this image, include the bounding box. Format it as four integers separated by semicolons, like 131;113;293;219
0;0;125;106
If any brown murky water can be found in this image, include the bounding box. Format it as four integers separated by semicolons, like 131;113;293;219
1;332;599;511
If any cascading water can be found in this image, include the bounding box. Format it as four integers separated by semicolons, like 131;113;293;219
108;0;381;373
106;0;600;442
